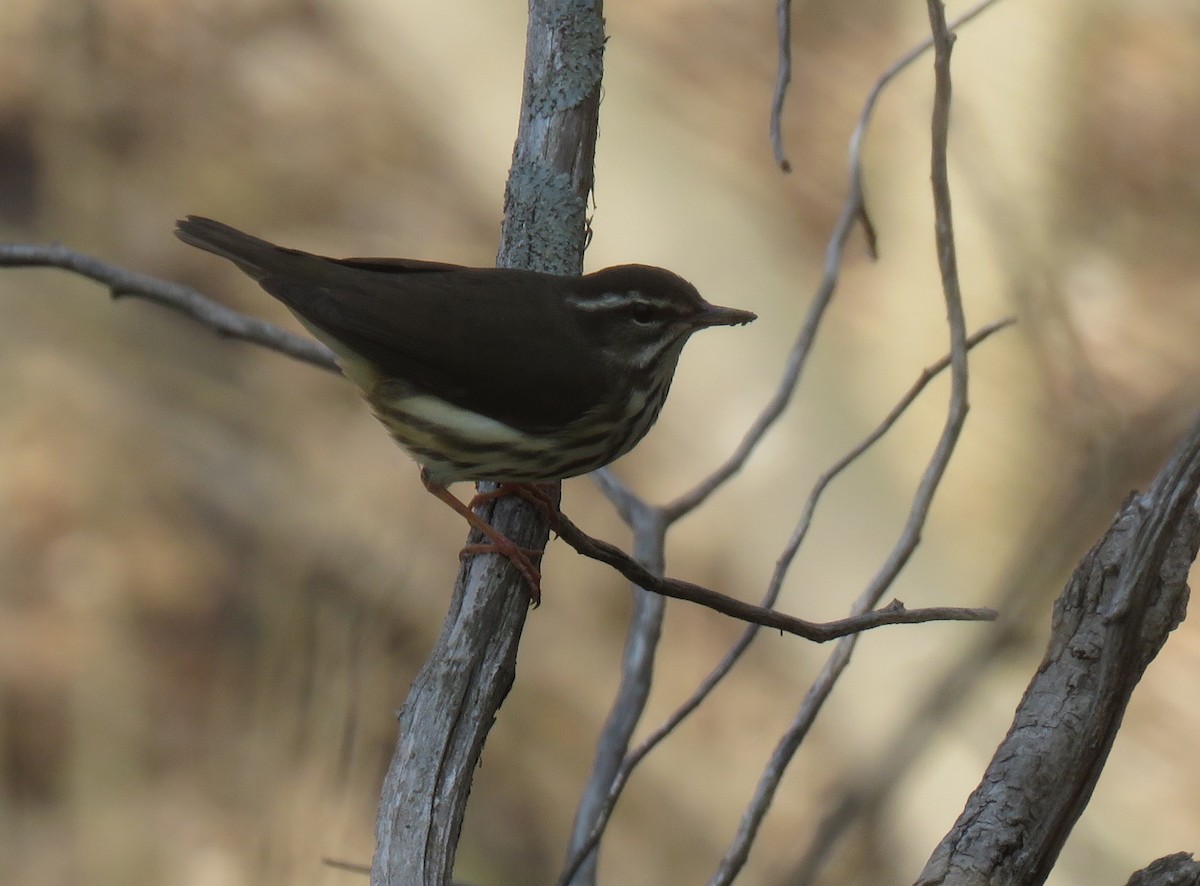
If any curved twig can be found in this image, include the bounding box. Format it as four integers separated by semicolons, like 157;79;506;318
551;508;992;642
770;0;794;171
557;317;1009;884
0;243;337;371
708;4;970;880
565;1;1007;875
769;0;1003;192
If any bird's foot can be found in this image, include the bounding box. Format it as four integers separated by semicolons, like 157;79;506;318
468;482;562;523
421;471;547;606
458;541;544;607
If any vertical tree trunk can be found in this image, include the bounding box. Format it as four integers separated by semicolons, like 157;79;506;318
370;3;605;884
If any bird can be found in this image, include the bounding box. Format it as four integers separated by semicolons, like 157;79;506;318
175;215;756;602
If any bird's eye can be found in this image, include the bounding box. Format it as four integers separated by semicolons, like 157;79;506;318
629;303;656;325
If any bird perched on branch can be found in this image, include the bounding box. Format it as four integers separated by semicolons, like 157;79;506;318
175;216;756;602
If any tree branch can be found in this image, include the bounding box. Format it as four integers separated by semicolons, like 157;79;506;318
769;0;1004;181
916;411;1200;884
0;243;337;371
705;4;969;880
561;0;1009;874
371;1;606;883
552;507;993;641
0;4;1018;882
1125;853;1200;886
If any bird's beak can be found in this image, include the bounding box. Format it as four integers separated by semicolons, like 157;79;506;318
694;303;757;328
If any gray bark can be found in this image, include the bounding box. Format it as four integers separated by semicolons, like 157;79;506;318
915;415;1200;886
369;2;605;884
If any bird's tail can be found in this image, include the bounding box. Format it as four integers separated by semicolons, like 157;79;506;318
174;216;320;282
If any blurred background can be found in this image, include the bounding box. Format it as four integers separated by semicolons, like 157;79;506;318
2;0;1200;883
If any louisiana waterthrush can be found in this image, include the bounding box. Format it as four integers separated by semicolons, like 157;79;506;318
175;216;756;598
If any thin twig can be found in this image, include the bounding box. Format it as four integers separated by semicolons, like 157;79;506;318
707;3;969;880
563;2;1007;874
672;0;1004;522
0;243;338;371
321;857;370;874
561;504;667;885
770;0;1003;183
571;0;941;848
770;0;794;171
589;466;644;526
0;3;1006;881
551;510;993;642
555;319;1009;885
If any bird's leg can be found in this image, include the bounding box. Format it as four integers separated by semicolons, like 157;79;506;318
420;470;545;606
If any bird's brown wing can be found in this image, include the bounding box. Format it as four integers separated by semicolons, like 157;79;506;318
176;217;610;432
259;264;611;434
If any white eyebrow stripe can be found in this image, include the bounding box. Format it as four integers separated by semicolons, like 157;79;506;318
566;291;640;311
567;290;684;313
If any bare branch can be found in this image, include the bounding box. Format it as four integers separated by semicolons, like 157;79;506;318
0;4;1015;882
739;0;1012;523
705;5;970;880
559;316;1011;883
916;413;1200;884
561;502;667;885
1126;853;1200;886
846;0;969;611
774;318;1009;588
563;1;1011;873
371;1;606;883
769;0;794;172
550;509;992;643
322;857;370;875
667;3;1011;522
0;242;338;371
769;0;1004;183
